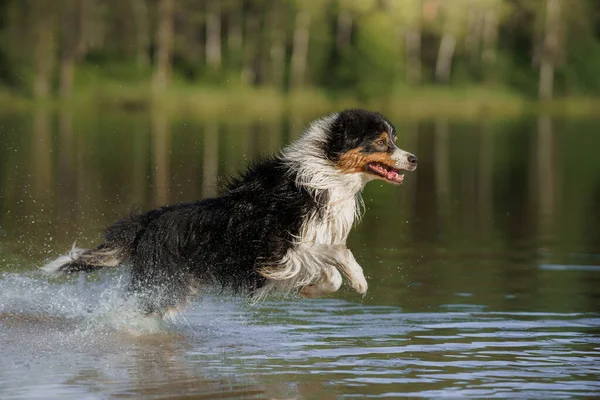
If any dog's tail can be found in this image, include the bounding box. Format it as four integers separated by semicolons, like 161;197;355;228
42;211;146;275
41;242;126;275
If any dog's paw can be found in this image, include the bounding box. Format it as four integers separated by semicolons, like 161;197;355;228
350;276;368;295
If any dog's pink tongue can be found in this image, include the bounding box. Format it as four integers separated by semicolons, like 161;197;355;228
387;170;404;183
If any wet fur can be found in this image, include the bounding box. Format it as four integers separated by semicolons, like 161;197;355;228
42;109;417;316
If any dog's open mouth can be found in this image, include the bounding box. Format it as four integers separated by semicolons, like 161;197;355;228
366;162;405;184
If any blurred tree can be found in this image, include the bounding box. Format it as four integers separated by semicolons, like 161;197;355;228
335;1;352;53
538;0;561;99
0;0;597;100
205;0;222;69
131;0;150;69
59;0;85;99
153;0;175;91
433;0;467;84
399;0;423;86
266;0;286;89
32;2;57;99
290;0;312;89
481;1;501;82
241;0;261;85
224;0;243;64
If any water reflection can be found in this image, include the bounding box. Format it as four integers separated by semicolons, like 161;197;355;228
1;287;598;399
1;110;599;307
202;120;219;198
152;109;172;206
535;114;557;248
1;109;600;398
31;105;53;201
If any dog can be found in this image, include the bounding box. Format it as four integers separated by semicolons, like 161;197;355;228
42;109;418;317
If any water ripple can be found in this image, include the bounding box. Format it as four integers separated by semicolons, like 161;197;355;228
1;275;599;399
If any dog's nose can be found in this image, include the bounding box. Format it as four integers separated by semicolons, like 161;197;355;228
407;154;418;165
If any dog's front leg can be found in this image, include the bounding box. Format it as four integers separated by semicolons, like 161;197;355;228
299;264;342;298
300;244;368;296
333;246;368;295
258;243;367;298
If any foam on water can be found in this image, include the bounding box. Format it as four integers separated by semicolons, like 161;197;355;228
1;272;599;399
0;271;170;337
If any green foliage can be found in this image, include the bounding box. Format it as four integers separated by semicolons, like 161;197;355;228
352;11;401;100
0;0;598;101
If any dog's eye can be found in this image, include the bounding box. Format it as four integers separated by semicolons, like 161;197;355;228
375;139;386;147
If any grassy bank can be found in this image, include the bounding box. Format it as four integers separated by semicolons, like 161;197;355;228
2;81;600;120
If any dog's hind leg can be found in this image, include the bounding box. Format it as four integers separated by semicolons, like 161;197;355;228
127;270;200;319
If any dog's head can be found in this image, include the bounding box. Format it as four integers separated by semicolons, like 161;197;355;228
324;109;418;184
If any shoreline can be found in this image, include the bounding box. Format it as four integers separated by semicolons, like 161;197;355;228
2;84;600;120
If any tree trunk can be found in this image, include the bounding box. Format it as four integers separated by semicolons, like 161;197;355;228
227;4;243;64
241;11;259;85
539;0;561;100
435;33;456;83
34;12;56;100
405;29;421;85
481;7;498;83
76;0;91;58
206;0;221;68
268;6;285;89
153;0;175;92
290;11;311;89
336;9;352;51
78;0;102;51
59;0;81;100
465;9;483;60
270;36;285;89
184;8;204;64
481;8;497;67
405;0;422;86
132;0;150;69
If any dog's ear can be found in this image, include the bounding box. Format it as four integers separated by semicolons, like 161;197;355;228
325;109;394;160
325;112;355;160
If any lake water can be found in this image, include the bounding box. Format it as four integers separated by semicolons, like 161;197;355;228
1;108;599;398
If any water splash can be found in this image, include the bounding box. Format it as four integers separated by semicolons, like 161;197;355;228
0;271;170;338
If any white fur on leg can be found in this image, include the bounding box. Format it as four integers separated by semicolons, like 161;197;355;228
255;243;367;300
41;243;86;274
299;265;343;298
255;243;344;300
336;249;368;295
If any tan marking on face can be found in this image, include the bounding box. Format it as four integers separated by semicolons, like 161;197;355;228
337;148;399;175
375;132;391;145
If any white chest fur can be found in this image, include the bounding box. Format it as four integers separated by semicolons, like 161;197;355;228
281;113;369;246
297;175;366;245
299;192;358;245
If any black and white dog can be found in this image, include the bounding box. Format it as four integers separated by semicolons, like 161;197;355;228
43;109;417;317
